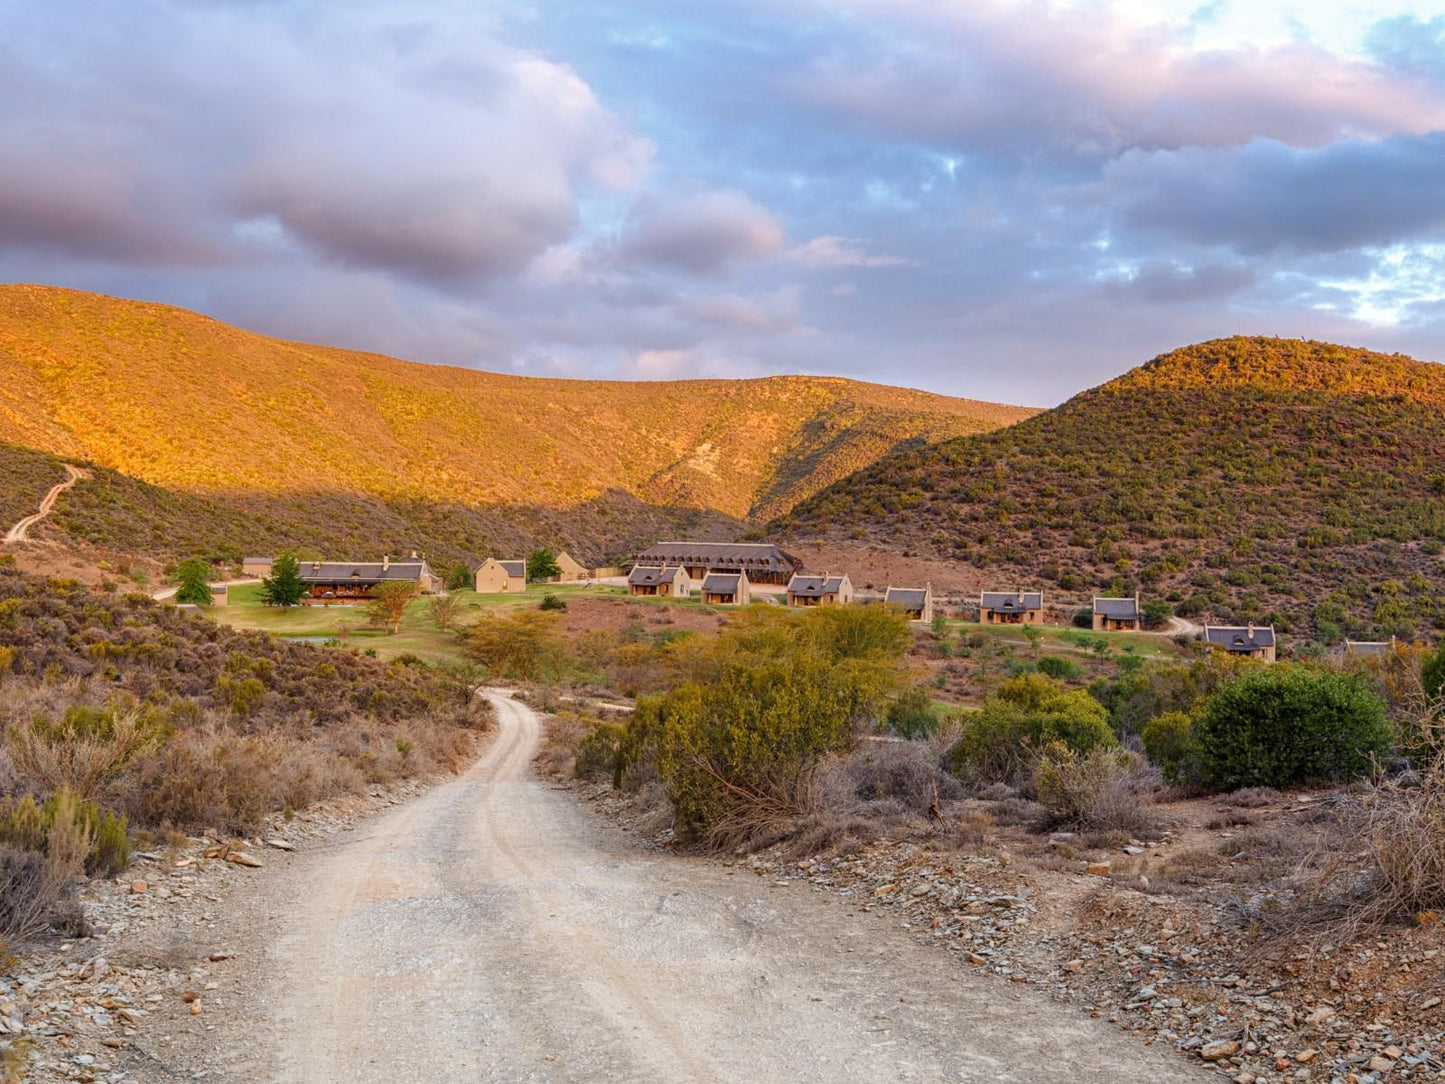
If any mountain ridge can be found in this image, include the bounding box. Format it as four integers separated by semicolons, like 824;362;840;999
774;336;1445;642
0;284;1034;562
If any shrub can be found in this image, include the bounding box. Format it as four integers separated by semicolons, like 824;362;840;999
464;610;565;681
647;656;866;842
574;722;624;780
1037;655;1082;681
0;845;49;941
1424;642;1445;704
618;609;910;845
539;593;568;612
1032;744;1157;833
0;793;130;878
217;675;267;717
1140;711;1201;785
173;557;213;606
949;675;1116;786
1194;666;1392;790
1072;609;1093;629
836;741;964;815
1142;599;1173;629
1361;754;1445;921
7;704;167;800
884;688;941;739
0;792;92;941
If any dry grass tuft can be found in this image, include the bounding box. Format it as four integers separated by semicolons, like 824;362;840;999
1360;758;1445;923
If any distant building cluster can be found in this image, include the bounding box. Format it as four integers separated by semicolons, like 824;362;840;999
230;536;1300;660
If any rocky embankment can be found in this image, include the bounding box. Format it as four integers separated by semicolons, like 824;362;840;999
734;839;1444;1084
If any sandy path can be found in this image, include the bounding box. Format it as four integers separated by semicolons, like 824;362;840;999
3;464;87;543
147;693;1206;1083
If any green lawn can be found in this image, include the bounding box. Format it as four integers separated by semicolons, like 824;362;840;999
208;583;621;665
944;620;1183;662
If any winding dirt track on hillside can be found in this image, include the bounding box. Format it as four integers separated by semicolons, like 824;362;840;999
3;464;87;543
149;693;1206;1083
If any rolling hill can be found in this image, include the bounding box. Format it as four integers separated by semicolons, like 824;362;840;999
774;337;1445;642
0;285;1033;563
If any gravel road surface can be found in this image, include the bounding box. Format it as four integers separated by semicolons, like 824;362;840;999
160;692;1206;1083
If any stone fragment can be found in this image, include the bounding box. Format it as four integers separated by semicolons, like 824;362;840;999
1200;1039;1240;1061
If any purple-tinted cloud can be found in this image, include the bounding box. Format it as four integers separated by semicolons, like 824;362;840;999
2;0;1445;406
1108;133;1445;255
788;1;1445;158
618;189;784;275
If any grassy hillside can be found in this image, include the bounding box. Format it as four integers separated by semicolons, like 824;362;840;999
0;285;1033;562
776;337;1445;642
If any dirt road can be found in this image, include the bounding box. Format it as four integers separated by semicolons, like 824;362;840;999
3;464;87;543
156;693;1205;1083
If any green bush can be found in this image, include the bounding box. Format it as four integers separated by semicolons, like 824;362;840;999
1141;599;1173;628
949;675;1116;785
648;657;866;840
1195;667;1392;790
1424;642;1445;704
539;593;568;612
0;792;130;877
1037;655;1082;681
1140;711;1200;785
1072;609;1093;629
575;722;624;779
884;687;940;739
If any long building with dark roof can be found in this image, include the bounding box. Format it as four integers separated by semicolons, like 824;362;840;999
631;542;800;585
299;556;436;603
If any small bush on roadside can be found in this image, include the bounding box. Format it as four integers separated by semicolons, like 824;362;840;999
1195;666;1392;790
0;792;92;941
0;845;48;941
574;722;624;780
617;606;909;844
842;741;964;815
0;792;129;878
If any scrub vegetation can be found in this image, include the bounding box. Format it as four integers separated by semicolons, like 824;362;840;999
778;337;1445;639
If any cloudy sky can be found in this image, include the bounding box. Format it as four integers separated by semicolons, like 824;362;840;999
5;1;1445;404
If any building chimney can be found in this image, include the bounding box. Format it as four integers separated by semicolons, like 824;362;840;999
1247;622;1255;637
383;554;390;571
312;561;321;572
